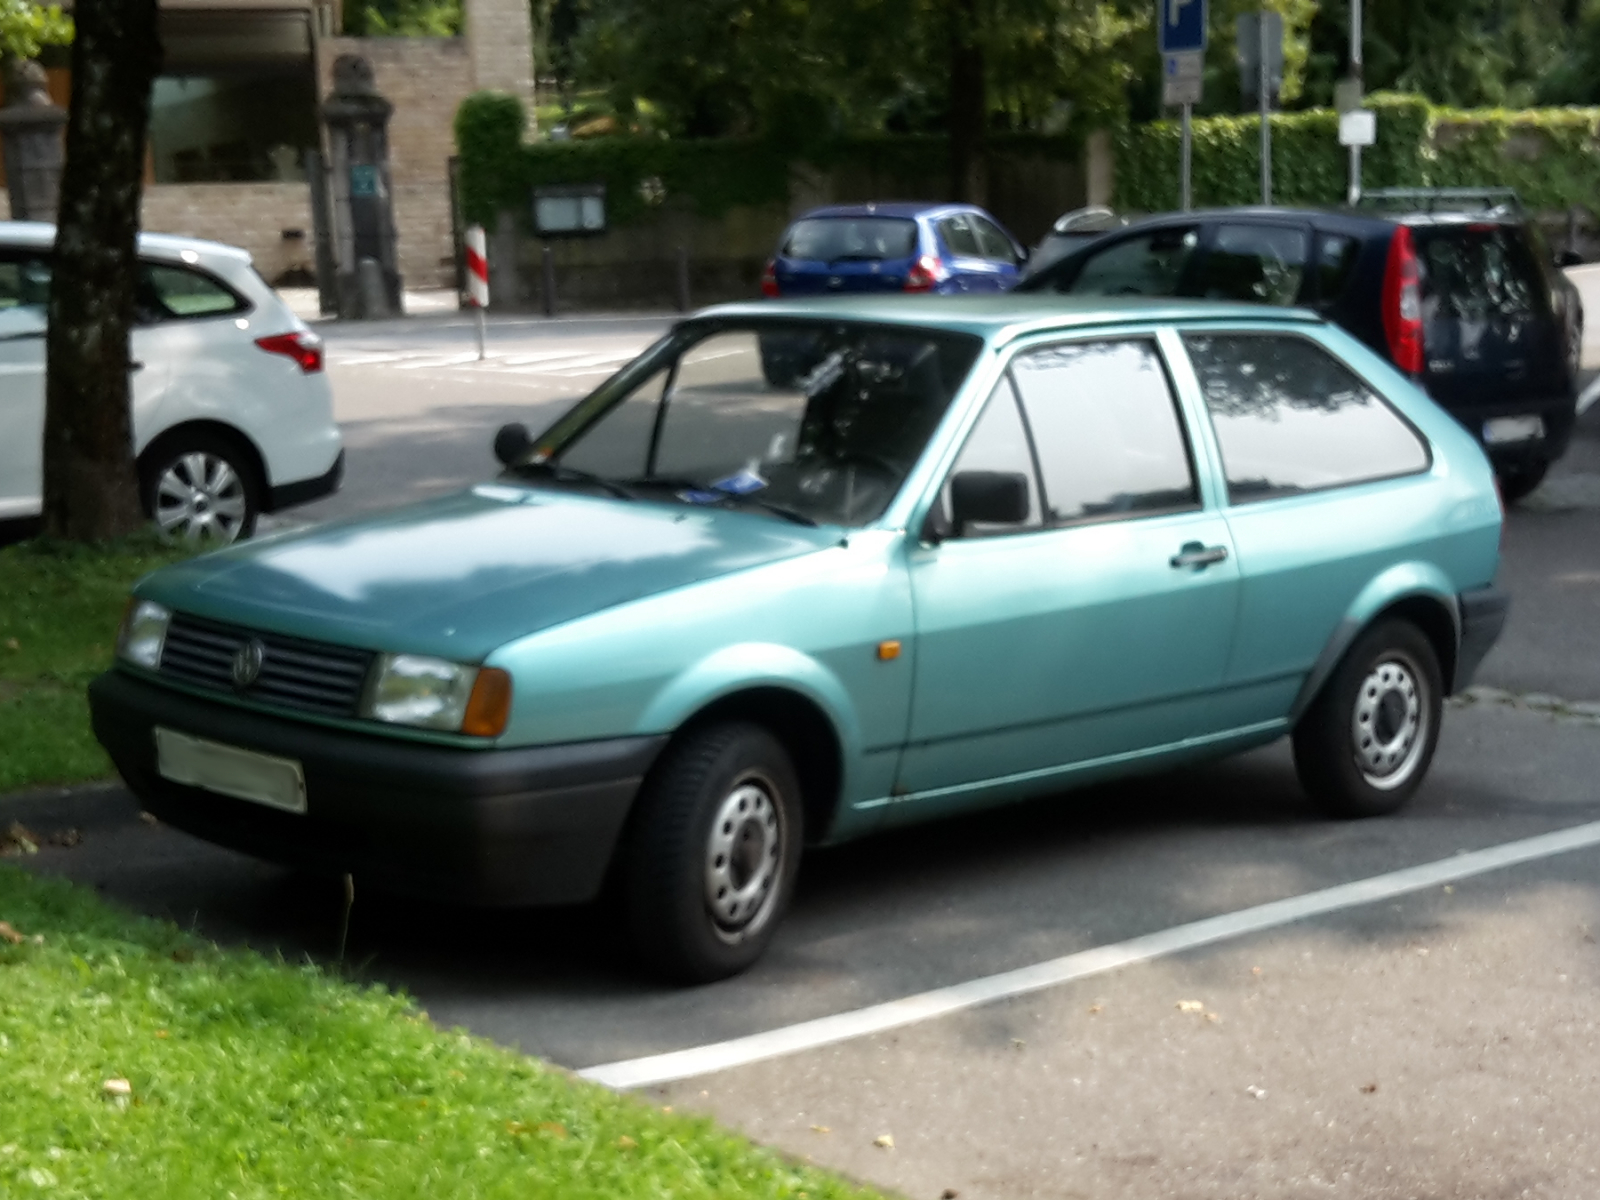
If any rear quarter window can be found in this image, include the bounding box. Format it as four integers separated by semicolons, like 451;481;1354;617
138;263;249;320
1183;333;1430;503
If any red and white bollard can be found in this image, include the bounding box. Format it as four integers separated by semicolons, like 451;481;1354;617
465;223;489;360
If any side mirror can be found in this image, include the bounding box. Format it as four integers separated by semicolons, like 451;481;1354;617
1557;249;1584;269
493;422;533;466
950;470;1030;533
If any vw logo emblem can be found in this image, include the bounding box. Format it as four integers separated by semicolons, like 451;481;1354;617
827;276;843;289
231;638;265;690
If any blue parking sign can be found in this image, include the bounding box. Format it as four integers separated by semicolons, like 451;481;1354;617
1157;0;1207;54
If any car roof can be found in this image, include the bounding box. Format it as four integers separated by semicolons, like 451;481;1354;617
695;294;1322;344
1116;206;1394;236
0;220;253;263
796;202;981;221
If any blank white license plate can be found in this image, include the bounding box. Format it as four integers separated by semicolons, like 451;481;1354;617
1483;415;1544;445
155;728;307;815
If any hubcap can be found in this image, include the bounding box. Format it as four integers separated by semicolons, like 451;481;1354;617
703;775;784;944
154;451;248;545
1351;655;1428;790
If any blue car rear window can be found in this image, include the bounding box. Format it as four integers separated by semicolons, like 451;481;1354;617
781;218;918;263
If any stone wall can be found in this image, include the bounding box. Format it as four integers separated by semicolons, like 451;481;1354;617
317;35;473;288
140;183;317;283
463;0;533;131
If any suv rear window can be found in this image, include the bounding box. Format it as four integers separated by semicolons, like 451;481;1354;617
781;218;918;263
1416;226;1540;321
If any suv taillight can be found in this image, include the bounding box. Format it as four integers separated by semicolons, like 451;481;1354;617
255;331;324;374
760;259;780;298
1382;226;1424;375
904;254;946;293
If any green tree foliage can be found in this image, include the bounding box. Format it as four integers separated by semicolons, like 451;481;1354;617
343;0;460;37
0;0;71;62
570;0;1149;141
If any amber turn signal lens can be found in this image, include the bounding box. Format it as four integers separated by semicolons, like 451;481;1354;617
876;640;902;661
461;668;513;737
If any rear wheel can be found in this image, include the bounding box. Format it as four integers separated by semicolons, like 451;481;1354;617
140;430;260;545
620;722;803;983
1292;619;1443;819
1496;460;1549;504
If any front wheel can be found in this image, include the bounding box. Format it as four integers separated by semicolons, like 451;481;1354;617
1292;619;1443;819
619;722;803;983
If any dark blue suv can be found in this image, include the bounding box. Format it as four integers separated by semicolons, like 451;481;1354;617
761;203;1026;297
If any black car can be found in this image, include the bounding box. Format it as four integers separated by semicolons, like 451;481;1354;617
1020;206;1130;282
1017;190;1583;500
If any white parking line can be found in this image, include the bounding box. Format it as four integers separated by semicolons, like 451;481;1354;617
1577;373;1600;416
579;819;1600;1090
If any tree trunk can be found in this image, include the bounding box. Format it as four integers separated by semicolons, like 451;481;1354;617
41;0;161;542
947;0;986;204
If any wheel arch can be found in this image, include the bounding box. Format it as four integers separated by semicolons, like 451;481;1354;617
1290;571;1460;727
136;419;270;510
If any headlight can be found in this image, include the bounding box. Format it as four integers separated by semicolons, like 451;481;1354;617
365;655;512;736
117;600;172;669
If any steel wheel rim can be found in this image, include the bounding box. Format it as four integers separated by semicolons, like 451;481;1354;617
154;451;248;545
703;773;785;945
1351;653;1429;790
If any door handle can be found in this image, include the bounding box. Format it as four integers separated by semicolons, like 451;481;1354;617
128;361;144;372
1170;542;1229;569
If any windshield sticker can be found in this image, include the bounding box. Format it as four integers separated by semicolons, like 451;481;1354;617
679;489;725;505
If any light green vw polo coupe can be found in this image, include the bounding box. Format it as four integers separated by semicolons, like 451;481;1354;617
91;297;1507;982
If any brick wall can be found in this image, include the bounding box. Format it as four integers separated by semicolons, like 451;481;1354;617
140;183;317;283
317;35;472;288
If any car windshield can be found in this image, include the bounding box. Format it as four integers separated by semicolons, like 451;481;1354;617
521;320;984;527
781;218;919;262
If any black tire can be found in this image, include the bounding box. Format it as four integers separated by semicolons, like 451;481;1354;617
139;428;261;545
1292;619;1443;819
1497;460;1549;504
619;721;803;984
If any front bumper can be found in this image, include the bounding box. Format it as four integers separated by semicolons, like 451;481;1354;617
1455;585;1510;692
89;670;666;906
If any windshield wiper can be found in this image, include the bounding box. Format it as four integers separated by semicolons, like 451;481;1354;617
625;476;819;527
512;461;635;501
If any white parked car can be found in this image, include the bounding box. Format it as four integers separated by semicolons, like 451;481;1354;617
0;222;342;543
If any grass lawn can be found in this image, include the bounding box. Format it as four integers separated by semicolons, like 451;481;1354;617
0;537;189;794
0;865;882;1199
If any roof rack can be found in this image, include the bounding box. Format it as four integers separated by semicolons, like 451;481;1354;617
1356;187;1525;216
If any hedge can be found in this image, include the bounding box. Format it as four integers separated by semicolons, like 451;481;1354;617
453;91;1079;229
1115;93;1600;213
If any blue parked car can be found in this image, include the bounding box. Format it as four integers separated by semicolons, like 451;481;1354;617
761;203;1027;297
92;296;1506;983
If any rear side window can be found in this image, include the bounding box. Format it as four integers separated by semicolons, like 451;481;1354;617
1063;227;1200;297
1315;234;1360;304
780;218;917;263
139;263;247;319
1184;334;1430;502
1418;228;1539;321
938;215;982;257
1010;340;1198;522
1196;224;1308;306
970;216;1020;265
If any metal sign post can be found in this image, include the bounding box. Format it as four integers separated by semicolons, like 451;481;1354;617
1236;11;1283;206
1258;16;1271;205
1347;0;1363;203
1159;0;1207;212
465;223;489;361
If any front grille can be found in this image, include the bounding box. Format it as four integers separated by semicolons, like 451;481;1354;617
160;613;375;717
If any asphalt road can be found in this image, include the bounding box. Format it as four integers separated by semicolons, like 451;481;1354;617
8;304;1600;1199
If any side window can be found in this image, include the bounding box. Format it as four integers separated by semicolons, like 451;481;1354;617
1184;333;1430;502
138;263;247;321
0;255;52;311
939;215;982;258
940;377;1043;536
971;216;1020;265
1196;224;1309;306
1315;234;1360;304
1010;340;1198;522
1064;227;1200;297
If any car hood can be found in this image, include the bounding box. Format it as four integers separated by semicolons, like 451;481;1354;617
140;484;840;661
